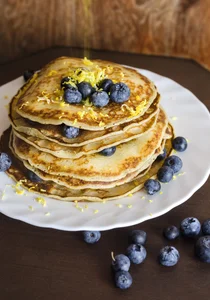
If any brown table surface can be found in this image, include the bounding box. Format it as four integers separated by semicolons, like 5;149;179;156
0;48;210;300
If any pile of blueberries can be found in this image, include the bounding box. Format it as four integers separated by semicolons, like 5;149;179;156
61;77;130;107
61;77;130;140
83;218;210;290
144;136;188;195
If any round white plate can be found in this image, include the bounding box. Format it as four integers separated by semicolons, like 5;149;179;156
0;68;210;231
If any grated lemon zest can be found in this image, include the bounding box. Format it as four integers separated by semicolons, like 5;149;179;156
141;196;145;199
171;116;178;121
29;206;34;211
149;200;153;203
178;172;186;176
173;175;177;180
136;95;141;101
16;189;24;195
35;197;46;207
45;212;50;216
149;213;153;216
128;193;133;197
47;70;57;76
77;111;86;119
94;209;99;214
127;204;132;209
84;204;89;209
121;100;147;117
116;204;122;208
83;57;93;66
73;119;78;125
102;200;106;204
159;191;163;195
40;189;46;192
99;121;105;127
4;95;8;99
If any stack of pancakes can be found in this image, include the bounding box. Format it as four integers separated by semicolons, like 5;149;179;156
3;57;173;202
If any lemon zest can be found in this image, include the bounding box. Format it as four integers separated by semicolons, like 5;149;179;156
73;119;78;125
35;197;46;207
83;57;93;66
29;206;34;211
47;70;57;76
127;204;132;209
94;209;99;214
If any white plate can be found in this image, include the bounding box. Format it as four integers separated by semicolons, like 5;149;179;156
0;68;210;231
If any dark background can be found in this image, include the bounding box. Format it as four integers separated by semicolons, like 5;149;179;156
0;47;210;300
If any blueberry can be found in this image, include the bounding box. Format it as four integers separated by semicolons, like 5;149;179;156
164;155;183;173
115;271;132;289
159;246;180;267
0;153;12;172
112;254;130;272
156;148;167;161
100;146;116;156
172;137;188;152
64;88;82;104
195;236;210;263
90;91;109;107
110;82;130;103
144;179;161;195
83;231;101;244
62;125;80;139
163;225;180;240
27;170;42;183
23;70;35;82
126;244;147;264
180;217;201;237
157;166;174;183
61;77;74;90
128;230;147;246
202;219;210;235
99;79;113;92
77;81;94;99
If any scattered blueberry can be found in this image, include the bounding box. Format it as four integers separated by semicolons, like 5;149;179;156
110;82;130;103
126;244;147;264
202;219;210;235
156;148;167;161
164;155;183;173
62;125;80;139
115;271;132;290
159;246;180;267
99;79;113;92
23;70;35;82
180;217;201;237
129;230;147;246
90;91;109;107
77;81;94;99
112;254;130;272
64;88;82;104
0;153;12;172
163;225;180;240
157;166;174;183
61;77;74;90
144;179;161;195
83;231;101;244
172;137;188;152
195;236;210;263
27;170;42;182
100;146;116;156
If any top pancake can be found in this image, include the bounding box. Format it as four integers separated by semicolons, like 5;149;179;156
15;57;157;131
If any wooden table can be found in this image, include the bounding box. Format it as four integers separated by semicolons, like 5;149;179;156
0;48;210;300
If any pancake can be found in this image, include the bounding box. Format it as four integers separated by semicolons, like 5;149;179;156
12;111;158;159
15;57;157;130
11;108;168;182
10;89;160;148
5;134;173;202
